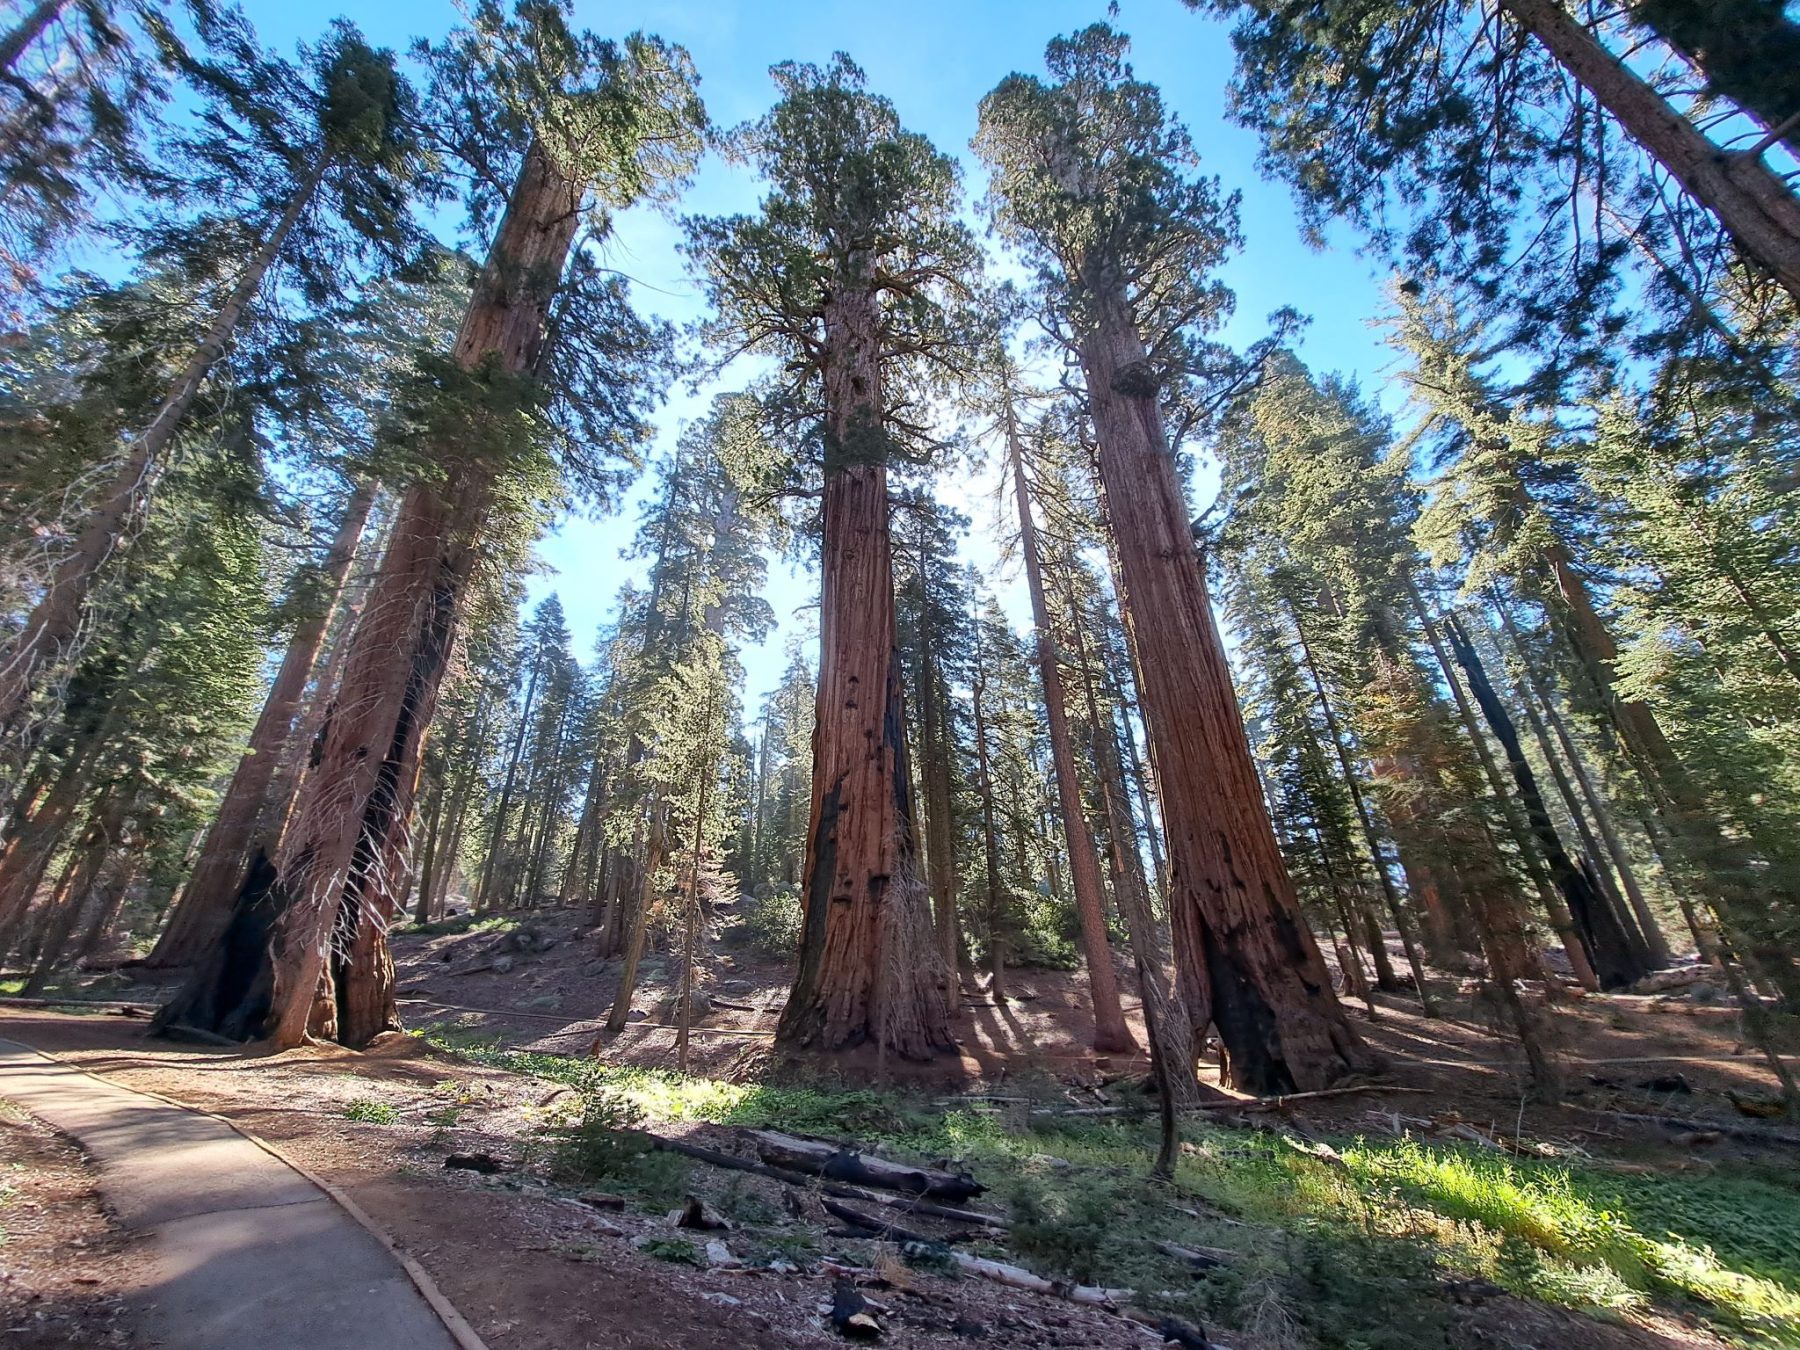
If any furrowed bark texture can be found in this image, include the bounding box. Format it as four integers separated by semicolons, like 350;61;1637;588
1078;289;1367;1094
151;478;378;967
776;279;952;1060
1499;0;1800;305
1006;417;1135;1052
160;140;581;1049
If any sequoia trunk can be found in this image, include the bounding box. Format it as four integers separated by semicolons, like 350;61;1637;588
1078;286;1367;1094
151;478;377;967
159;139;583;1049
776;279;951;1059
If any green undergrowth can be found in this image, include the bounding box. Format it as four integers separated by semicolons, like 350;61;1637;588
418;1029;1800;1348
398;913;520;938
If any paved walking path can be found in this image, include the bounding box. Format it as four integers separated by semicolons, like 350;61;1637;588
0;1037;464;1350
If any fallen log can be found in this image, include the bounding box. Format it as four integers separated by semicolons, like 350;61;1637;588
646;1133;1005;1226
750;1129;986;1201
818;1198;976;1247
950;1251;1131;1308
1189;1084;1431;1114
1565;1105;1800;1148
1122;1308;1215;1348
1154;1240;1235;1271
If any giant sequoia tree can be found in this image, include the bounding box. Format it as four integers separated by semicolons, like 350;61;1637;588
159;1;703;1049
976;26;1370;1093
684;56;981;1058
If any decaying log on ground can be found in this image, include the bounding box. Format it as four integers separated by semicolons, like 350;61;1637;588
1566;1104;1800;1147
949;1251;1132;1307
1190;1084;1431;1113
646;1132;1005;1226
1121;1308;1215;1348
1155;1240;1235;1270
749;1128;985;1200
818;1198;970;1247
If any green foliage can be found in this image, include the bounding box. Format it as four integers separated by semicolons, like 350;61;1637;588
683;53;983;488
342;1099;399;1124
637;1236;702;1266
423;1031;1800;1346
735;887;802;959
546;1092;689;1208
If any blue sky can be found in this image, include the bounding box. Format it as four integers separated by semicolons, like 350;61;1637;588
252;0;1401;711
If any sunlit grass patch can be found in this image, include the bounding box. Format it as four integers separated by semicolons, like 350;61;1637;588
414;1033;1800;1347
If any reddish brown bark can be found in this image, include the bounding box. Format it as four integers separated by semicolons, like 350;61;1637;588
1005;414;1135;1052
150;478;377;967
1079;289;1368;1094
159;140;583;1049
775;279;952;1059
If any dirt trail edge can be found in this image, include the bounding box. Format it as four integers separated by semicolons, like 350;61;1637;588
0;1036;480;1350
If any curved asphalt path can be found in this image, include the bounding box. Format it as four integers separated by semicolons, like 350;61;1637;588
0;1037;465;1350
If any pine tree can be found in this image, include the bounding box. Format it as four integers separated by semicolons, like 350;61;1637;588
0;18;432;758
1192;0;1800;306
893;490;974;978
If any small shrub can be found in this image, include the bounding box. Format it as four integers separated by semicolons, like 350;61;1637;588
342;1099;398;1125
549;1092;689;1208
738;888;802;958
1001;1170;1122;1285
639;1236;702;1266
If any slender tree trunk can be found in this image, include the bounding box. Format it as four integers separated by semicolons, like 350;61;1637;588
607;799;666;1035
1079;291;1368;1093
1411;586;1597;990
1069;602;1203;1105
0;153;332;748
1284;603;1436;1013
919;662;963;981
413;771;446;925
1006;414;1134;1051
478;655;541;911
74;858;134;964
0;0;64;76
1511;655;1652;959
1498;0;1800;304
159;138;583;1049
524;696;573;904
20;795;120;994
0;730;100;950
1538;542;1788;991
151;479;377;967
776;277;951;1059
1444;614;1652;987
1489;608;1673;965
969;652;1008;1002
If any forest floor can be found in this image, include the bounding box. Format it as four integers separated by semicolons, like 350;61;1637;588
2;904;1798;1350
